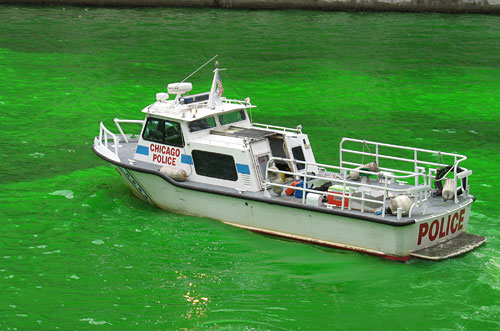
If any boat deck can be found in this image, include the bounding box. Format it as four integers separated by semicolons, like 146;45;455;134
113;138;472;224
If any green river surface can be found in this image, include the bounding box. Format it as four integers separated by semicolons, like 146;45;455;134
0;5;499;330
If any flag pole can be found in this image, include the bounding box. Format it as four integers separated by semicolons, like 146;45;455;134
207;61;219;109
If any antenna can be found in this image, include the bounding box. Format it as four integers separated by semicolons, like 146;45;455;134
177;55;219;86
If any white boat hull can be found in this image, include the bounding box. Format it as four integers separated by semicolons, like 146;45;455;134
115;165;475;261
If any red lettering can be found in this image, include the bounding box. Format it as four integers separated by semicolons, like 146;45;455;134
458;209;465;230
417;223;429;245
418;209;468;246
429;220;439;241
439;217;446;238
157;155;171;165
148;145;180;166
446;214;451;236
450;213;459;233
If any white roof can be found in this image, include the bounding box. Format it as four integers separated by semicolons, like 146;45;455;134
142;96;255;122
141;65;256;123
190;133;247;150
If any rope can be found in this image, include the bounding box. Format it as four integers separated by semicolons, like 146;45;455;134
361;140;374;165
435;164;457;182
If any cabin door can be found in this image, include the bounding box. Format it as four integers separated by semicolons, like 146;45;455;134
284;134;318;174
250;139;272;188
268;135;294;173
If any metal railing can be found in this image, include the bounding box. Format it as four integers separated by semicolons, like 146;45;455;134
221;97;256;108
96;122;119;158
169;96;254;108
95;119;144;161
114;118;145;143
252;123;302;134
263;157;431;218
339;138;471;203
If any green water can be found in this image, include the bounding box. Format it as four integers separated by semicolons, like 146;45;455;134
1;5;499;329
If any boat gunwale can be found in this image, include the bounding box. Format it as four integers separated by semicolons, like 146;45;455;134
92;144;419;227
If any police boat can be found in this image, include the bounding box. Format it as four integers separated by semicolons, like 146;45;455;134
92;60;486;261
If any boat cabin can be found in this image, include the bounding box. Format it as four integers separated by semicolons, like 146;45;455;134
131;77;318;193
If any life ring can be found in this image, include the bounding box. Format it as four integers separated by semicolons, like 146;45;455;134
435;165;466;197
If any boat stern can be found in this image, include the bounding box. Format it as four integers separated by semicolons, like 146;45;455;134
407;199;485;260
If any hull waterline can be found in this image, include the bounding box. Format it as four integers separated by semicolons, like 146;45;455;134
94;145;480;261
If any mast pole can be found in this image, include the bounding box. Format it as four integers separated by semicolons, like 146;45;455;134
207;61;220;109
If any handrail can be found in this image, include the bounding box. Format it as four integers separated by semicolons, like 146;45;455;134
266;156;427;183
263;156;431;218
114;118;145;143
221;97;256;107
97;122;119;157
339;137;467;171
252;123;302;134
339;137;471;203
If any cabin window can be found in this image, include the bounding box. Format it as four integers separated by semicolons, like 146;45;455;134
188;117;216;132
143;117;184;147
192;150;238;181
292;146;306;170
218;110;246;125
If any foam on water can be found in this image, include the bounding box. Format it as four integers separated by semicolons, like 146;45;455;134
49;190;74;199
